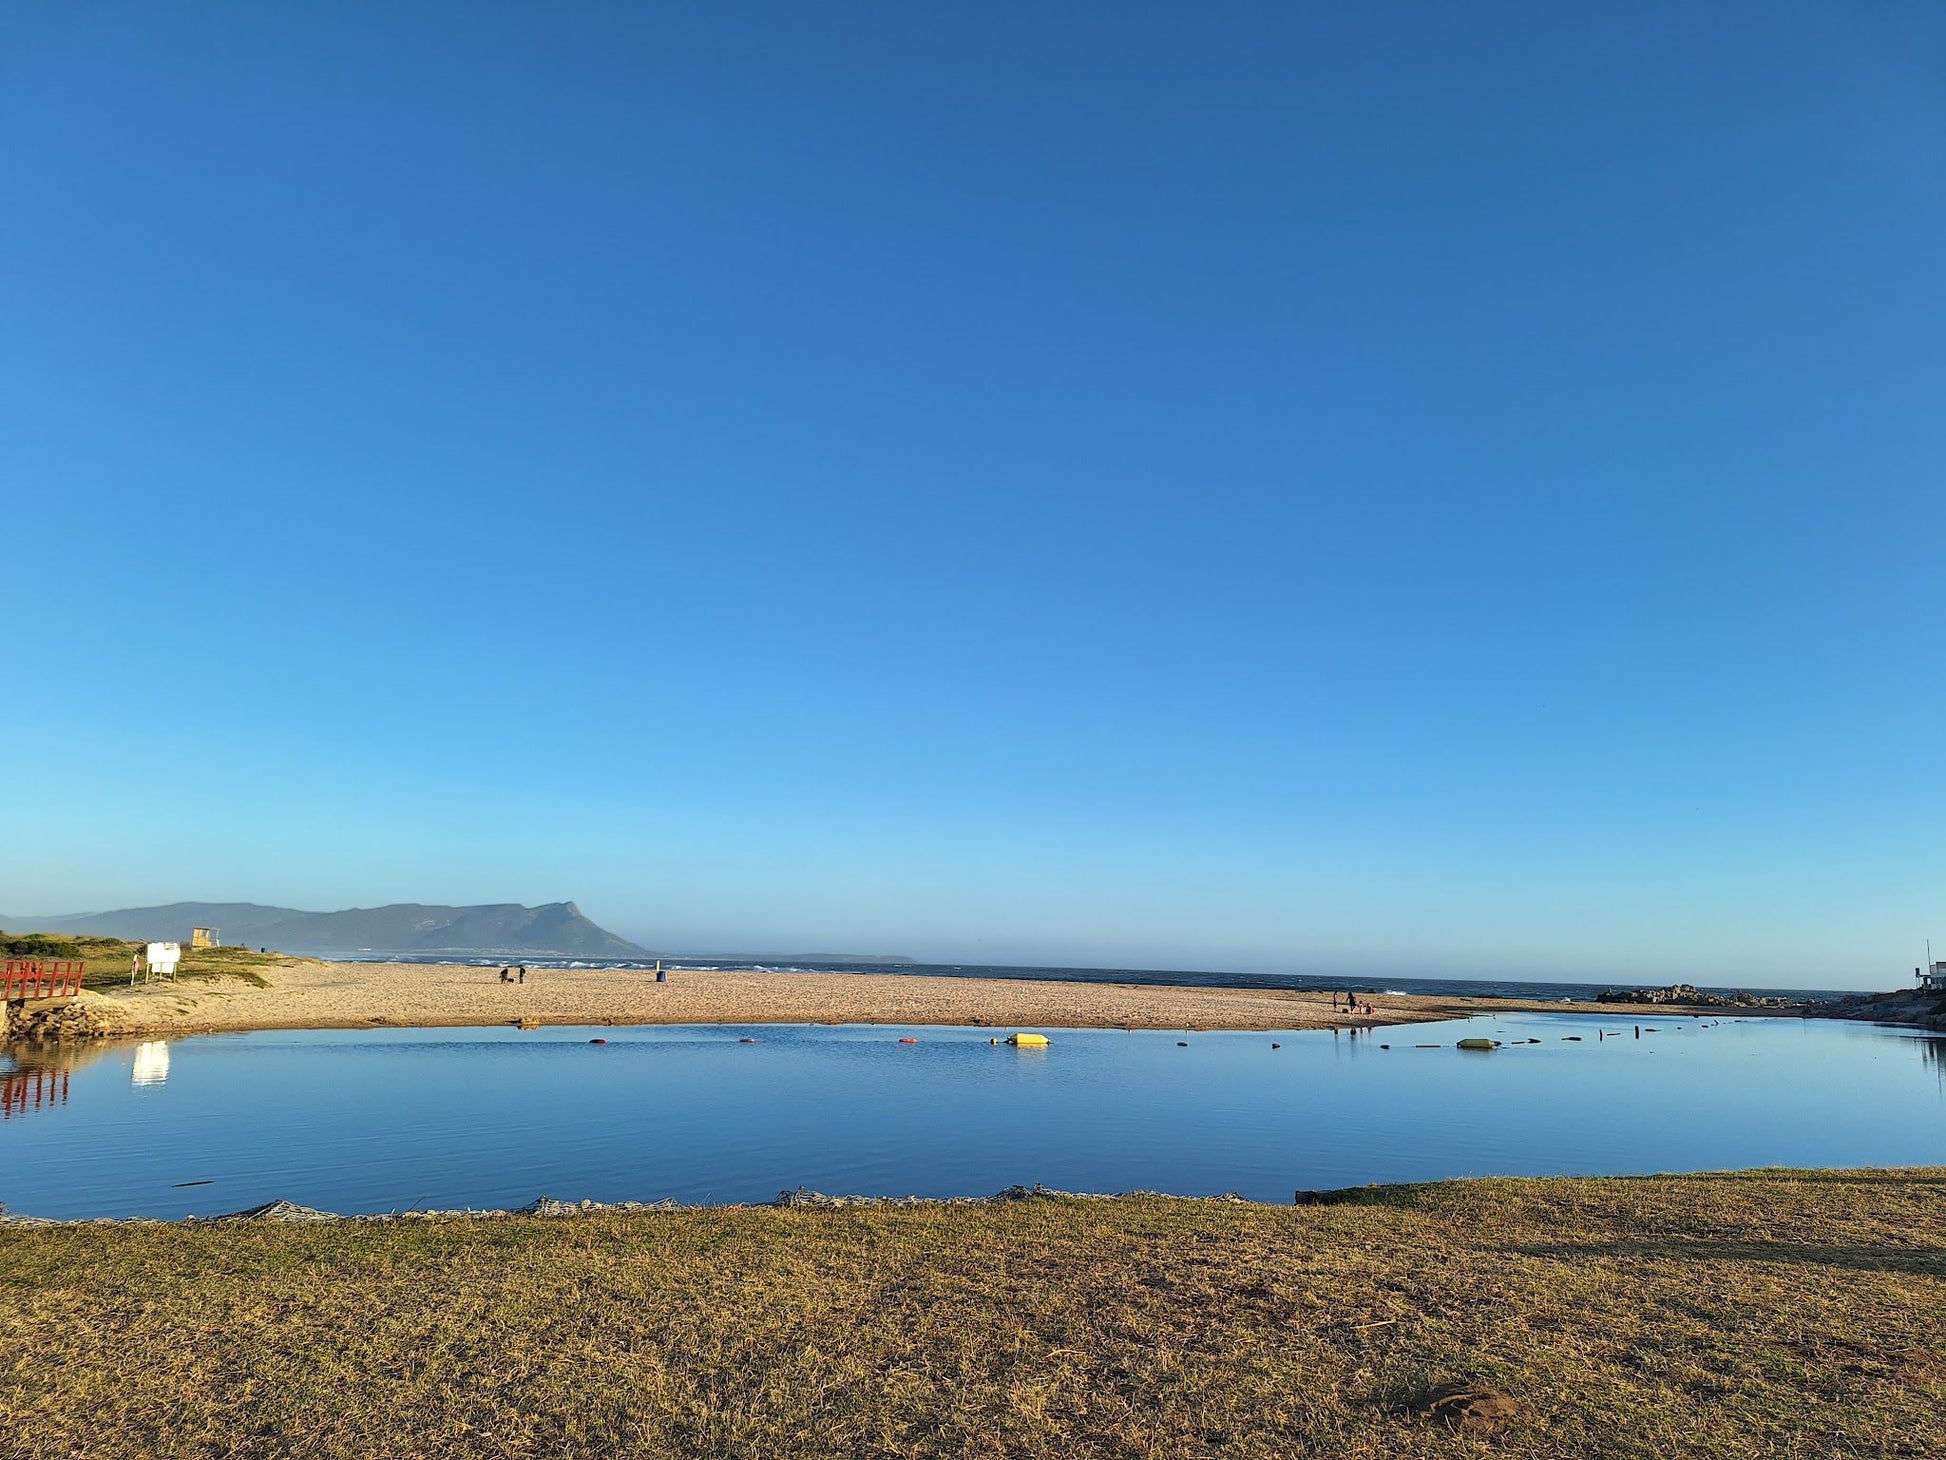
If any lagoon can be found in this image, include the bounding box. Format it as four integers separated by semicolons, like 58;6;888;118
4;1012;1942;1220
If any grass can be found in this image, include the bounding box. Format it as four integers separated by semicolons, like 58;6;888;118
0;1169;1940;1458
0;931;298;990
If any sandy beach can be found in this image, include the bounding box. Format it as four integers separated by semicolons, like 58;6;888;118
55;958;1775;1038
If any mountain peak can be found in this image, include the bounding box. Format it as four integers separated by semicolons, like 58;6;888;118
0;902;647;958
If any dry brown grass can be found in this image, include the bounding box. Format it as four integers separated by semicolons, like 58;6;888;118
1;1169;1941;1458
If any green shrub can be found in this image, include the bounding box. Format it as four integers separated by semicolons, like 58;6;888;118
0;932;83;959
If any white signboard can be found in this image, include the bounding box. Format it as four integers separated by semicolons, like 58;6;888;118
146;942;181;977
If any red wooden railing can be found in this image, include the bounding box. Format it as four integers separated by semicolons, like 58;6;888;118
1;959;86;999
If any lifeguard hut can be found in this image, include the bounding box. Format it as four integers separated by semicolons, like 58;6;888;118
191;927;218;949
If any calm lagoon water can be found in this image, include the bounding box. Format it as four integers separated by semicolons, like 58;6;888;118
4;1012;1942;1220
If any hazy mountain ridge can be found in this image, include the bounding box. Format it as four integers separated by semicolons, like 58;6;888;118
660;952;918;965
0;901;647;957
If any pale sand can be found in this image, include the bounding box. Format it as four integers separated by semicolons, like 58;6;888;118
64;959;1737;1038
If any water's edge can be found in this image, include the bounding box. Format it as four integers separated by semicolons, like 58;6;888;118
1;1168;1908;1228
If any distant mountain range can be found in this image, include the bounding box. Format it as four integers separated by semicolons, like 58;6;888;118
0;901;647;957
651;952;917;965
0;901;917;963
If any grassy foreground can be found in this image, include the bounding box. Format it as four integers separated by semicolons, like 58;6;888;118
1;1171;1941;1458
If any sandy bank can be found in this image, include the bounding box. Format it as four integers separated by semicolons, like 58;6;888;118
46;959;1802;1039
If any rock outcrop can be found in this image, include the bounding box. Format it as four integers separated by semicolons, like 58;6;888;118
1593;983;1801;1009
1821;988;1946;1032
3;992;140;1042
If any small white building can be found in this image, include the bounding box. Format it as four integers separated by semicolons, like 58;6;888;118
1920;961;1946;992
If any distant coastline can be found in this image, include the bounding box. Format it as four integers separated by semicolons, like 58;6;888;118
326;952;1864;1007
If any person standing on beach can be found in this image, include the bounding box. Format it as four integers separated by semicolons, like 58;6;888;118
517;965;526;984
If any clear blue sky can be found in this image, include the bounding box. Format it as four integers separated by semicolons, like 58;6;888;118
4;4;1942;988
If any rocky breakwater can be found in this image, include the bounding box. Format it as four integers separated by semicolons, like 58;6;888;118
1820;987;1946;1032
3;992;139;1042
1593;983;1804;1010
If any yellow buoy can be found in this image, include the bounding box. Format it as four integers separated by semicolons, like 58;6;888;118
1006;1032;1050;1047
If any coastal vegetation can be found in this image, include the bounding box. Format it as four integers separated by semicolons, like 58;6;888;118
2;1168;1939;1458
0;931;293;990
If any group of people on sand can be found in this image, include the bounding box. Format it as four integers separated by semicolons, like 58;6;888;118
1332;990;1377;1016
498;966;527;984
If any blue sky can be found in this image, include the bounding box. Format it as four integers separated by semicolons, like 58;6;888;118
3;4;1942;987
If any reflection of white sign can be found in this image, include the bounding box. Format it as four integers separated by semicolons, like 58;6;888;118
132;1041;170;1088
145;942;181;976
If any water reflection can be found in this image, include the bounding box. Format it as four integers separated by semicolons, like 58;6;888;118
0;1042;115;1120
1;1063;69;1119
1;1039;158;1119
131;1042;171;1088
1918;1035;1946;1084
